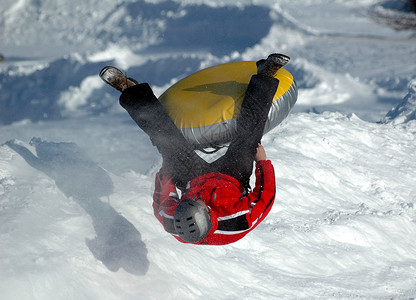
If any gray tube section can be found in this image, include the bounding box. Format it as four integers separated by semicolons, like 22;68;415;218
180;80;298;148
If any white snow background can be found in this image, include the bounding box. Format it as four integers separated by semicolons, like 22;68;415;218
1;0;416;299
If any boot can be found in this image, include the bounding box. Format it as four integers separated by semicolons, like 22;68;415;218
99;66;138;92
256;53;290;77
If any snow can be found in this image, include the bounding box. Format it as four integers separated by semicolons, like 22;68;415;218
1;0;416;299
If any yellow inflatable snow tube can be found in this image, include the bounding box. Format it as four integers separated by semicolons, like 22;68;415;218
158;61;297;147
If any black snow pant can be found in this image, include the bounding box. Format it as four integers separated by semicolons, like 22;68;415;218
119;74;279;191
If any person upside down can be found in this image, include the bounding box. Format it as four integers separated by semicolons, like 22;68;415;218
100;53;290;245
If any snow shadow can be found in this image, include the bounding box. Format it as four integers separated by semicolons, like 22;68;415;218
0;57;111;125
148;3;273;55
368;0;416;31
105;1;273;55
6;138;149;276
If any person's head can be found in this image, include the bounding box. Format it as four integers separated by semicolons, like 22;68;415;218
174;198;212;243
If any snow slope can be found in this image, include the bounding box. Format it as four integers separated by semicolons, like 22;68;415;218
1;0;416;299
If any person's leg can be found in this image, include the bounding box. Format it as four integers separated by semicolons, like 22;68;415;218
120;84;208;188
211;53;290;187
212;74;280;187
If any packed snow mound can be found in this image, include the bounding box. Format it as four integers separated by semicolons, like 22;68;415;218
1;111;416;299
384;79;416;124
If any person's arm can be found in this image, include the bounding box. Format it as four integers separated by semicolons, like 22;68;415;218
246;145;276;223
152;170;180;234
